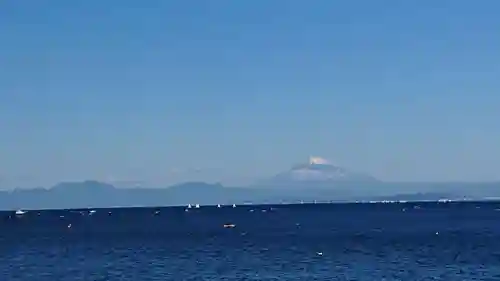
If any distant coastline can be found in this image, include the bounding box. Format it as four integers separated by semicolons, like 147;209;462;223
1;180;499;211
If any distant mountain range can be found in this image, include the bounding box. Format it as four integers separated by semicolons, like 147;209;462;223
1;179;499;211
1;157;499;210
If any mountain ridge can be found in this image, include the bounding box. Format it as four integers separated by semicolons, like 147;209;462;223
1;157;498;210
1;179;500;211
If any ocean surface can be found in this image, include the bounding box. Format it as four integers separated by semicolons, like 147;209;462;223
2;202;500;281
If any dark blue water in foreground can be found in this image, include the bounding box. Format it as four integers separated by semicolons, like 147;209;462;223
2;202;500;280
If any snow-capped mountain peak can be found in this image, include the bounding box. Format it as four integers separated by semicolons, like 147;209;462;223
309;156;330;165
257;156;378;188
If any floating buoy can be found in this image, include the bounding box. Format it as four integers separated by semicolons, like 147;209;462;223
223;224;236;228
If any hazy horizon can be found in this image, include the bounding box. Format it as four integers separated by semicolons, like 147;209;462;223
1;1;500;188
2;155;500;191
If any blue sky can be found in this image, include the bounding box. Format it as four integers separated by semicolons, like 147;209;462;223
1;1;499;187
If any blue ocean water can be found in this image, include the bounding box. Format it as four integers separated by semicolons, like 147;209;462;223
1;202;500;280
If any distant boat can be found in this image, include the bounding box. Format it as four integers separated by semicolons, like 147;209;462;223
15;210;26;215
187;204;192;208
217;204;221;208
195;204;200;208
232;204;236;208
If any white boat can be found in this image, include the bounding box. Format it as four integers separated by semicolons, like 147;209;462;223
195;204;200;208
232;204;236;208
15;210;26;215
187;204;192;208
217;204;221;208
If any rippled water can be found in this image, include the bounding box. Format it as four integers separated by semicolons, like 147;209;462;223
2;202;500;280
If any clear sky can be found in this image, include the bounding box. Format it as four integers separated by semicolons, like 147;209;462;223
1;1;499;188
